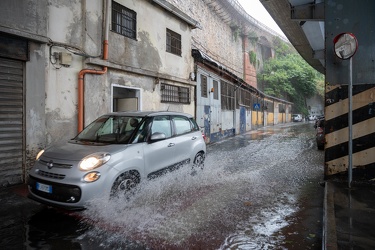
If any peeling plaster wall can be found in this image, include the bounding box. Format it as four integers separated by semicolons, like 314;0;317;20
109;0;193;80
167;0;278;88
167;0;244;79
45;0;86;144
25;42;47;174
103;70;195;117
46;0;196;138
0;0;48;36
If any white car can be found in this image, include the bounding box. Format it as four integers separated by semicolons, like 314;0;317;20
308;115;317;121
28;111;206;210
292;114;303;122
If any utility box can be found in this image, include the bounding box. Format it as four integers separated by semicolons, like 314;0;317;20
59;52;72;66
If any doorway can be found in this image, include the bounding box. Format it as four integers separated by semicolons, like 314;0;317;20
111;85;141;112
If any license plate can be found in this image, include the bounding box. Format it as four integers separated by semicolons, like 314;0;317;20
36;182;52;193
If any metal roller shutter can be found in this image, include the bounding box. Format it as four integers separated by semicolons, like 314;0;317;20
0;57;24;186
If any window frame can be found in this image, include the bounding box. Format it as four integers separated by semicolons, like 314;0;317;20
160;83;190;104
111;1;137;39
166;28;182;56
201;74;208;98
172;116;193;136
220;80;235;110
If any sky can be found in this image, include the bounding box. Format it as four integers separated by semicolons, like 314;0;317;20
237;0;285;37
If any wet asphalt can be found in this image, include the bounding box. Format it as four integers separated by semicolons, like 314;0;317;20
0;122;328;249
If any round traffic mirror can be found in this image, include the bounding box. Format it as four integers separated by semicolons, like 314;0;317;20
333;33;358;60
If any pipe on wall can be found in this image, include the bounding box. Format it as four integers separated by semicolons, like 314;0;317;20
77;0;110;133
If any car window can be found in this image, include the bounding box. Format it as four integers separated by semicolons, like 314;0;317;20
75;116;143;144
173;116;192;135
150;116;172;138
189;118;199;131
130;118;152;143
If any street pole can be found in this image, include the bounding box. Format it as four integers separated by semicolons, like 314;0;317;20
348;57;353;188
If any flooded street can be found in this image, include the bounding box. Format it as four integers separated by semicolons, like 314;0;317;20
1;122;325;249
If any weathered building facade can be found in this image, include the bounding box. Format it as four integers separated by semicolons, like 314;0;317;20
0;0;199;186
0;0;291;186
171;0;292;143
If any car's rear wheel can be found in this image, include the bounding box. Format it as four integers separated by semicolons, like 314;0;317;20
110;171;140;198
193;152;205;170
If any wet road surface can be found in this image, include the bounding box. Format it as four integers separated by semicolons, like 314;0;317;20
1;122;325;249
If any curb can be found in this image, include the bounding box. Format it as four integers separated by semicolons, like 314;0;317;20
323;181;337;250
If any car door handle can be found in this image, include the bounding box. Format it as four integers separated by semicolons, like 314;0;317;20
168;143;175;147
191;136;197;140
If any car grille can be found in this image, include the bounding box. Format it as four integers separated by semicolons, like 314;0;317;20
37;170;65;180
39;159;72;169
28;176;81;203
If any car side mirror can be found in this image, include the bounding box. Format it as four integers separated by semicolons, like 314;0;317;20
150;132;166;142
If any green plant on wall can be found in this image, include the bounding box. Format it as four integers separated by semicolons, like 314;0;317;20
231;24;241;42
247;31;258;46
249;51;257;67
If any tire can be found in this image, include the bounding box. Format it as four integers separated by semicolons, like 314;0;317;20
110;171;140;198
193;152;205;170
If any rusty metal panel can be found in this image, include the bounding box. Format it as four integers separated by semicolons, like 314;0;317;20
0;57;24;186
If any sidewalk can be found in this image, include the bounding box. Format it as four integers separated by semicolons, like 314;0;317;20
323;180;375;249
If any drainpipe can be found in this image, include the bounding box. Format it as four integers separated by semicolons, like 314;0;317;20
77;0;110;133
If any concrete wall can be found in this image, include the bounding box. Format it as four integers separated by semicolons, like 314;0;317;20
0;0;196;176
168;0;243;79
25;42;47;170
44;0;196;142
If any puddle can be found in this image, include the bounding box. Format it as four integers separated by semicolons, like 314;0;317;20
9;123;323;249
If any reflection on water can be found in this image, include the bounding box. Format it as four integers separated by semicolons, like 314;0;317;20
26;208;87;250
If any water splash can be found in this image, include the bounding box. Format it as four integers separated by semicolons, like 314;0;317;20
77;125;312;248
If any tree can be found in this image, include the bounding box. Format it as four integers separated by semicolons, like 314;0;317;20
261;46;324;115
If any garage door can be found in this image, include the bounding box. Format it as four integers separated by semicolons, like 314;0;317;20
0;57;24;186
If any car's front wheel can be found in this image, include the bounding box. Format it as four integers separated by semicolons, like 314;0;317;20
110;171;140;198
193;152;205;170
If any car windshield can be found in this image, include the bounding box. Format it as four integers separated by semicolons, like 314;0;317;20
73;115;145;144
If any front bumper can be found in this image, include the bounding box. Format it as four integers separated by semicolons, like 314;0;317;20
28;175;85;210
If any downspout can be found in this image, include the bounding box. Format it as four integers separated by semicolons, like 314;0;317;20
77;0;110;133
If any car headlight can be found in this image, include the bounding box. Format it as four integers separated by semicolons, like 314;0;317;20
79;152;111;171
36;149;45;160
83;171;101;182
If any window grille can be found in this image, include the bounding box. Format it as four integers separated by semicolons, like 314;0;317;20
220;80;234;110
166;29;181;56
111;1;136;39
201;75;208;98
238;88;252;108
161;83;190;104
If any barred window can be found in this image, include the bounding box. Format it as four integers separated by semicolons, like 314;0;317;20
161;83;190;104
238;89;251;108
111;1;137;39
201;75;208;98
166;29;181;56
220;80;234;110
